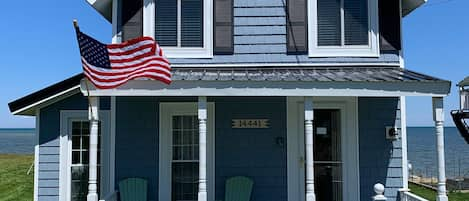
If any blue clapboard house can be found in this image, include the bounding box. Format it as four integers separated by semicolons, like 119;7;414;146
9;0;451;201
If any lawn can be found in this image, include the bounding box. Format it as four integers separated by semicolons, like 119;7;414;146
0;154;34;201
409;183;469;201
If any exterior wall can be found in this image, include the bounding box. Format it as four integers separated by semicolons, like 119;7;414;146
37;93;109;201
214;97;287;201
121;0;402;65
37;94;406;201
358;97;403;201
114;97;159;201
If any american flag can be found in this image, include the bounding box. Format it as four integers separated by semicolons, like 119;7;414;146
76;29;171;89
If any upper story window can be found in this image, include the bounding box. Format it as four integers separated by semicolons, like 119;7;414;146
154;0;213;58
308;0;379;57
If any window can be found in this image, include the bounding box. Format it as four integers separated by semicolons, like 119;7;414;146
70;121;101;201
171;115;199;201
308;0;379;57
155;0;213;58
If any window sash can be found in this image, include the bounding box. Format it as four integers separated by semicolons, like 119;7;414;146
308;0;379;57
156;0;204;48
317;0;370;47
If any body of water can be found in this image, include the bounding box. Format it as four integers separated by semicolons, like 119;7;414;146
0;127;468;179
408;127;469;179
0;128;35;154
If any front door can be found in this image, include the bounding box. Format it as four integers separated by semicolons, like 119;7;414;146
287;98;359;201
313;110;342;201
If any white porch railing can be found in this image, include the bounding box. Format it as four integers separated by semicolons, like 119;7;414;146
400;190;429;201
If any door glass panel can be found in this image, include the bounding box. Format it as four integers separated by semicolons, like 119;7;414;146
314;110;342;201
172;115;199;201
70;121;101;201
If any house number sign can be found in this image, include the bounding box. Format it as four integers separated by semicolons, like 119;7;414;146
232;119;270;129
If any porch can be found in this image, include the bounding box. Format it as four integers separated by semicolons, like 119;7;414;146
74;67;450;201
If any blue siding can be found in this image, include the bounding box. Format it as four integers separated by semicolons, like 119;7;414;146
358;98;403;201
115;97;159;201
168;0;400;65
37;93;109;201
214;97;287;201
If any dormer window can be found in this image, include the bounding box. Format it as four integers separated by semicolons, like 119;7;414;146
308;0;379;57
155;0;213;58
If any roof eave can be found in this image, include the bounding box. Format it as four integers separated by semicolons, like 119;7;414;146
87;0;112;22
87;0;423;21
402;0;427;17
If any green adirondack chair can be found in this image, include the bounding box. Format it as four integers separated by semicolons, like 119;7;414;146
224;176;254;201
118;178;148;201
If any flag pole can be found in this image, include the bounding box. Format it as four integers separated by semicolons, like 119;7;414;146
73;19;100;201
73;19;94;117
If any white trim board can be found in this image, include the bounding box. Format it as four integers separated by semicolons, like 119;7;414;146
80;79;450;97
59;110;111;201
158;102;215;201
12;86;80;116
286;97;360;201
33;109;40;201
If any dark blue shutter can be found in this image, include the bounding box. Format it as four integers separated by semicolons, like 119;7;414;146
181;0;204;47
344;0;369;45
379;0;401;51
214;0;233;54
122;0;143;41
287;0;308;54
317;0;341;46
155;0;177;46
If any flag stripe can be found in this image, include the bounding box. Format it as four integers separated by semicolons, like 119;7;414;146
83;60;171;77
108;43;155;56
84;71;171;89
110;55;170;69
82;58;171;76
83;65;171;82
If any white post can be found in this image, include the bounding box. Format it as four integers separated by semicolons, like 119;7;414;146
400;97;409;190
87;97;100;201
432;97;448;201
198;97;208;201
304;97;316;201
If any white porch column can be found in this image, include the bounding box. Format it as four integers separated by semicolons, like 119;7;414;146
304;97;316;201
87;97;100;201
198;97;208;201
432;97;448;201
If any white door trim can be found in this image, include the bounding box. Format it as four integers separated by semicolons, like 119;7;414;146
158;102;215;201
59;110;111;201
287;97;360;201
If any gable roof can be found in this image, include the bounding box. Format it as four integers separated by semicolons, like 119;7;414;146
8;74;83;116
89;0;426;22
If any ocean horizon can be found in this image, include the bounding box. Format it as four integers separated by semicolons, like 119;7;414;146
1;127;468;179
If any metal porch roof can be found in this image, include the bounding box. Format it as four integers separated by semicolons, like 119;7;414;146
171;67;446;82
9;67;450;115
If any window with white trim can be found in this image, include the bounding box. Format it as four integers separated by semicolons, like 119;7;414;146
308;0;379;57
155;0;213;58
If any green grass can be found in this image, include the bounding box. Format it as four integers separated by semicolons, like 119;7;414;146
0;154;34;201
409;183;469;201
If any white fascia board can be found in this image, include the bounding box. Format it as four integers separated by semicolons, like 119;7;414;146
80;79;450;97
86;0;113;22
402;0;427;17
12;86;81;116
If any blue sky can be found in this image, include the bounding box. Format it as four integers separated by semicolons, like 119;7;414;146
0;0;466;128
